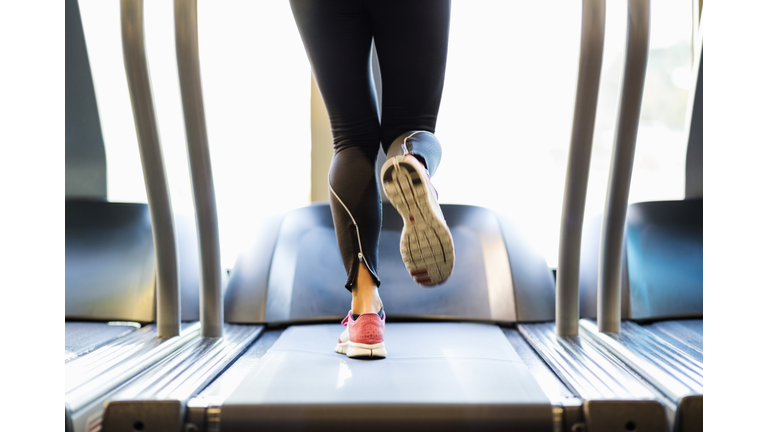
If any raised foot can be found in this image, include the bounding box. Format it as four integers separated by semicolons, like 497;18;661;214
381;155;455;286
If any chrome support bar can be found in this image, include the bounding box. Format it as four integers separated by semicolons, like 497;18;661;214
556;0;606;336
121;0;181;338
175;0;223;338
597;0;650;333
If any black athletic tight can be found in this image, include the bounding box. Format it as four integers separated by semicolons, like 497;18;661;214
289;0;451;290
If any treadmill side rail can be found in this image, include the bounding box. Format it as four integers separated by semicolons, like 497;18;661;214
580;319;703;397
579;319;703;432
518;322;672;431
644;319;703;357
502;328;585;432
101;324;263;432
65;322;140;363
65;323;201;414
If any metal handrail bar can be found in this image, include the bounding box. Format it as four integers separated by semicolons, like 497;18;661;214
556;0;606;336
597;0;651;333
121;0;180;338
175;0;223;337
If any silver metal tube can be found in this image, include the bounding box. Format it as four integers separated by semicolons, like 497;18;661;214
175;0;223;338
556;0;606;336
121;0;180;338
597;0;650;333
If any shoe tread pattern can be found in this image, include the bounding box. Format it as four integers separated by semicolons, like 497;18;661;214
382;159;454;286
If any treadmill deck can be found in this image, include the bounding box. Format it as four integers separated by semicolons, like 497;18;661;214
221;322;553;431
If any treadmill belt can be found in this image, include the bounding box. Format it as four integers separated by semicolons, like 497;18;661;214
221;323;552;431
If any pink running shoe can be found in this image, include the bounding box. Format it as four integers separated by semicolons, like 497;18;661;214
335;310;387;359
381;154;455;286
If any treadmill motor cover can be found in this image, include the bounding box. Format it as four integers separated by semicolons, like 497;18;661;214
225;204;555;324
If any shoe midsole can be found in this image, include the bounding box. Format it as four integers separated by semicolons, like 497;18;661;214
347;341;385;349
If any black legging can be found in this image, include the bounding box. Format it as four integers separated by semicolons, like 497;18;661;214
289;0;451;290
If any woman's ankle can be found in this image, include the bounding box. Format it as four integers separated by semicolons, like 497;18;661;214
351;286;383;315
351;263;383;314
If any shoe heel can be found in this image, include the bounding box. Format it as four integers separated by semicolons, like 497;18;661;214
371;345;387;358
335;342;347;354
346;343;387;359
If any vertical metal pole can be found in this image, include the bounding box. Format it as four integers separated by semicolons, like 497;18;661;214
597;0;650;333
684;11;703;199
175;0;223;338
121;0;181;338
556;0;606;336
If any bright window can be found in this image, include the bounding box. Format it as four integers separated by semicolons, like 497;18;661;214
435;0;692;267
80;0;692;270
79;0;311;268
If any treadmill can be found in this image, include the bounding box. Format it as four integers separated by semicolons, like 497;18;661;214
65;199;205;432
82;0;699;431
66;0;208;430
576;9;705;432
65;0;140;364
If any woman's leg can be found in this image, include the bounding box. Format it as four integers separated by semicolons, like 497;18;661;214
367;0;451;170
368;0;455;285
289;0;383;313
289;0;452;295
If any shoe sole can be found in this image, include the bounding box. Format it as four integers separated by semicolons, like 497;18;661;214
382;157;454;286
336;341;387;358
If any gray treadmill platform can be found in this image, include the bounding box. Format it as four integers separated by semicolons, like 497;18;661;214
222;323;552;431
